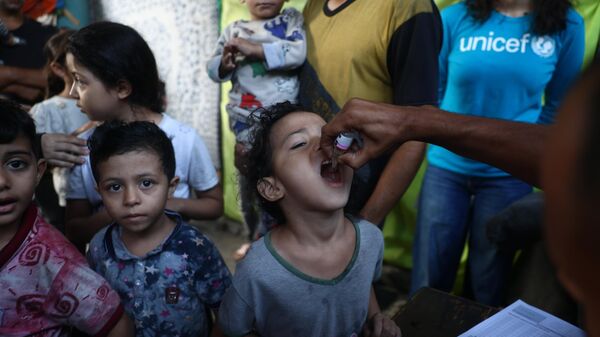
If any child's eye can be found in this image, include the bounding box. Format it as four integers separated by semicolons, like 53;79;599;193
140;179;154;189
107;183;122;192
6;159;27;170
290;142;306;150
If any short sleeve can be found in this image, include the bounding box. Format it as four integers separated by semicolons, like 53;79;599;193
193;235;232;308
45;260;123;336
188;133;219;192
387;0;442;106
218;285;256;337
30;103;49;133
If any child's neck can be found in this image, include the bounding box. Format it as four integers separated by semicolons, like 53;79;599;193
120;213;176;257
58;83;73;99
280;208;347;245
118;105;162;125
270;208;357;280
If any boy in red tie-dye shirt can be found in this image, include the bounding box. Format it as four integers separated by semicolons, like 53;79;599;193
0;99;132;336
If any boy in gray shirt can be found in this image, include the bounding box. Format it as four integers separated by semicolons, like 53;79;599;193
218;102;401;337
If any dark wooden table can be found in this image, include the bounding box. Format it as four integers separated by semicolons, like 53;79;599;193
393;288;500;337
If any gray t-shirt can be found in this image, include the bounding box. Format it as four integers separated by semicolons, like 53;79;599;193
219;217;384;337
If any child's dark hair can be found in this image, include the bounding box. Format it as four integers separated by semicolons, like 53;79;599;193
0;99;40;158
244;102;312;224
88;121;175;182
67;22;164;113
44;29;75;99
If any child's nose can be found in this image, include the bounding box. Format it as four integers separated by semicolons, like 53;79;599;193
0;171;8;190
123;186;140;206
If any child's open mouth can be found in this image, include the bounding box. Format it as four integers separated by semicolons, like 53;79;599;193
320;160;342;185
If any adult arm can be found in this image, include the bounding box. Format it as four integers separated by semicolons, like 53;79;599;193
2;83;42;102
358;2;442;224
0;65;46;89
321;98;547;187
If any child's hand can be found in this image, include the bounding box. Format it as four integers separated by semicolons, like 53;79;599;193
227;37;264;60
364;312;402;337
219;44;237;78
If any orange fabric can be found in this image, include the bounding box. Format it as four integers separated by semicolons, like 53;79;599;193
22;0;56;19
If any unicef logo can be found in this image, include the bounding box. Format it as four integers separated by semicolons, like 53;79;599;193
531;36;556;58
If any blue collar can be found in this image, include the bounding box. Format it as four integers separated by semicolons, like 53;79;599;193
103;209;183;261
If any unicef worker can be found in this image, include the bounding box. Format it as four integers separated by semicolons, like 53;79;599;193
411;0;584;306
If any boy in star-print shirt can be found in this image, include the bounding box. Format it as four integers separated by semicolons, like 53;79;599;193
85;121;231;337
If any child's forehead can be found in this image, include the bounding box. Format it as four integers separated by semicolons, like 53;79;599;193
0;134;35;157
271;111;326;137
98;149;163;172
66;53;89;74
106;149;161;163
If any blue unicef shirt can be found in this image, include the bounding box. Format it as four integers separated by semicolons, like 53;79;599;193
428;2;584;177
87;211;232;337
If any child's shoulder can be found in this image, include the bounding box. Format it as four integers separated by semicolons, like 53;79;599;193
350;216;384;247
30;96;76;117
168;221;223;259
159;113;200;138
89;225;110;253
4;207;88;271
233;237;271;276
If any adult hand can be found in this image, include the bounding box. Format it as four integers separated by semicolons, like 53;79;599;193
320;98;420;169
41;133;88;168
364;312;402;337
227;37;264;60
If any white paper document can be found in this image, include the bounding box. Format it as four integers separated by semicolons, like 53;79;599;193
459;300;586;337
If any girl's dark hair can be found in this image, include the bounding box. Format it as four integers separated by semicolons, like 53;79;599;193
465;0;571;36
244;102;310;225
44;29;75;99
67;22;163;113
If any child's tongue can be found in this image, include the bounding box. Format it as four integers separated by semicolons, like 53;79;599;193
321;162;341;183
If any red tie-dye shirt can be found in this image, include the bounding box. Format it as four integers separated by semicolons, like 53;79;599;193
0;204;124;336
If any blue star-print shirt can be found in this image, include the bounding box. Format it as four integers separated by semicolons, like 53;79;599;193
87;210;232;337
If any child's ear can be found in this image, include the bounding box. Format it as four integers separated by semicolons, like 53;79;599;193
168;176;180;198
257;177;284;202
49;61;66;78
115;79;132;100
34;159;47;186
